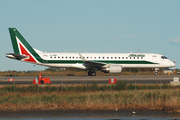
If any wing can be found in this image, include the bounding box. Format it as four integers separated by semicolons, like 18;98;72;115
78;53;107;69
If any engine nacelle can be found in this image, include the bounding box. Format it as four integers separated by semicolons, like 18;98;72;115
102;65;123;74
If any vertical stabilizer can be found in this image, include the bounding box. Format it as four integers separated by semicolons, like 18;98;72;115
8;28;41;63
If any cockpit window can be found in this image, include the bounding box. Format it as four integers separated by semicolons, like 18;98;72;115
161;56;168;59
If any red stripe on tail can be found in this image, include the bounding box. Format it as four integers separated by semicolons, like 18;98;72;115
19;43;36;63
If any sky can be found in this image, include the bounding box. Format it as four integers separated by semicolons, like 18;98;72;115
0;0;180;71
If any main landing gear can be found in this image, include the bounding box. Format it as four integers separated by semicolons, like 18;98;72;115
88;71;96;76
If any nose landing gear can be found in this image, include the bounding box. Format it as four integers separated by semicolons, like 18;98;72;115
154;68;159;75
154;72;158;75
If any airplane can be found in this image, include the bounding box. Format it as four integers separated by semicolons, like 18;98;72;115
6;28;175;76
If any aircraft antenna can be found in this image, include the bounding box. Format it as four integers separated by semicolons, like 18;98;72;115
137;47;140;53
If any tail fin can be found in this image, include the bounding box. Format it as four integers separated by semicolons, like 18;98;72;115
8;28;41;63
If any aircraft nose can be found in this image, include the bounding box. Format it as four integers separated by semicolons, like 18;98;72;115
170;61;175;67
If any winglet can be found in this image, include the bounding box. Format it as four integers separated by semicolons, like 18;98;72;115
78;53;89;62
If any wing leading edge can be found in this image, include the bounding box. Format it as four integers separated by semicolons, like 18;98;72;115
78;53;106;69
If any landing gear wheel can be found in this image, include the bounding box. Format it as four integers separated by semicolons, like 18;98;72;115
88;71;91;76
91;72;96;76
88;71;96;76
154;72;158;75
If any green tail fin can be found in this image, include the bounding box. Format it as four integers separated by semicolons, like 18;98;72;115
8;28;42;63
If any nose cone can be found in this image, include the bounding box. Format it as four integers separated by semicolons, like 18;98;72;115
170;61;175;67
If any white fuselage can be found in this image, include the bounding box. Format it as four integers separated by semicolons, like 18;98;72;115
34;52;175;70
7;28;175;76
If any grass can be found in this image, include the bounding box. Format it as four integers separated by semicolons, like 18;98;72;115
0;81;176;93
0;83;180;113
0;89;180;113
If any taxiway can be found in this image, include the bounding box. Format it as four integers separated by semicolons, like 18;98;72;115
0;75;179;85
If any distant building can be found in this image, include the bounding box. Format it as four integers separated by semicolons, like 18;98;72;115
164;69;173;74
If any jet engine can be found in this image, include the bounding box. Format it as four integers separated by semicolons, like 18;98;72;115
101;65;123;73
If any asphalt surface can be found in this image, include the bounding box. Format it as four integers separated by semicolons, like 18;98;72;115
0;75;179;85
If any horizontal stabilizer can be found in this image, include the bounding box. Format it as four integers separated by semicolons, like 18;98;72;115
6;53;28;60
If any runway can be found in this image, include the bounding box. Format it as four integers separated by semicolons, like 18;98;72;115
0;75;179;85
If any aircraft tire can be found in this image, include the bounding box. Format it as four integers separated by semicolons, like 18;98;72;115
92;72;96;76
154;72;158;75
88;71;96;76
88;71;91;76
